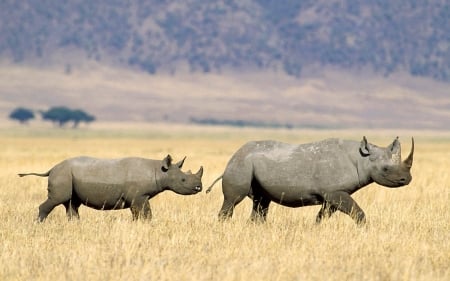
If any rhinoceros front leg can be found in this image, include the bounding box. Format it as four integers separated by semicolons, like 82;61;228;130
315;202;338;224
321;191;366;225
130;198;152;220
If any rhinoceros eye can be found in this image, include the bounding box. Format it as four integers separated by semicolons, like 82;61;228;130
382;166;389;172
181;178;186;182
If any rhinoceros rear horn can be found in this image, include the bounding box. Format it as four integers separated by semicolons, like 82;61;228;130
196;166;203;178
403;137;414;168
390;137;401;164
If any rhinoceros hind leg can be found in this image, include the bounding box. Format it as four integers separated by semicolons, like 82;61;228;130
38;199;59;222
63;198;81;220
218;194;246;221
250;195;271;223
219;171;252;221
322;191;366;225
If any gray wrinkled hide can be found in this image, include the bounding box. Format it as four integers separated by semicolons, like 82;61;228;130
207;137;414;225
19;155;203;222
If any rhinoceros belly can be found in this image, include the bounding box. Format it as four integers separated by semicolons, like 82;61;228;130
73;181;130;210
255;179;323;207
250;151;358;207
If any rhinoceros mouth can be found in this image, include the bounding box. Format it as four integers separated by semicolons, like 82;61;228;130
382;177;411;188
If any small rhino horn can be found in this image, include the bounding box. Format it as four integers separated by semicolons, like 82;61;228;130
196;166;203;177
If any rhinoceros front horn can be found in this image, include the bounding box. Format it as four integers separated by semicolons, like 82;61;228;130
196;166;203;178
403;137;414;168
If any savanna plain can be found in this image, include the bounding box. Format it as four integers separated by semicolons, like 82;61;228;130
1;124;449;281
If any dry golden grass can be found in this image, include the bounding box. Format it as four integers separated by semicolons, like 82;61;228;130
0;125;449;281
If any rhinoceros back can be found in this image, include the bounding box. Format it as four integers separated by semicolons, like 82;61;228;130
67;156;156;184
57;157;158;209
244;139;360;197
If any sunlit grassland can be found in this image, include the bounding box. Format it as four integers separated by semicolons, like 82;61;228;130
0;125;449;281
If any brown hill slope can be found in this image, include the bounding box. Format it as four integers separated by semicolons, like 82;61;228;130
0;63;448;129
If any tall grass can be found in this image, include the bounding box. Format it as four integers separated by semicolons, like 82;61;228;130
1;126;449;280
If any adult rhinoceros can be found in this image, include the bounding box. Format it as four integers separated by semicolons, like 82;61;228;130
206;137;413;225
19;155;203;222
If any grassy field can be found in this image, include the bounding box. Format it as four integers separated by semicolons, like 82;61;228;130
0;125;449;281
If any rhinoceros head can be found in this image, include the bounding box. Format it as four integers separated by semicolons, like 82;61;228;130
160;155;203;194
360;137;414;187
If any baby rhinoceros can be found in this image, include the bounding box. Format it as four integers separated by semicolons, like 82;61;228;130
19;155;203;222
207;136;414;225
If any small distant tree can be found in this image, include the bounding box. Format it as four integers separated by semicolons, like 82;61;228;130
71;109;95;128
41;106;96;128
41;106;73;127
9;107;35;124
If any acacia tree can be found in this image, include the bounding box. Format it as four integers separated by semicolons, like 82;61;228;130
71;109;95;128
41;106;72;127
41;106;96;128
9;107;35;124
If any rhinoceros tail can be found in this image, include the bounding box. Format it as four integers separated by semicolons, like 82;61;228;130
18;170;51;177
206;174;223;194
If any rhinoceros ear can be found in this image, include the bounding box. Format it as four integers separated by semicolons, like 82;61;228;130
161;154;173;172
359;136;371;156
176;156;186;168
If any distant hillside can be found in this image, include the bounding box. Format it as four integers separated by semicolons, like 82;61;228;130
1;64;449;129
0;0;448;81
